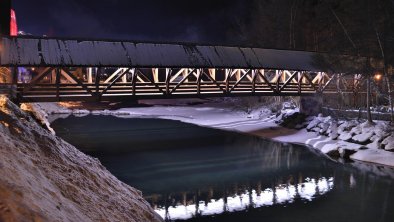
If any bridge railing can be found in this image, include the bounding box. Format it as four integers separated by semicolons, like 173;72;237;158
11;67;329;102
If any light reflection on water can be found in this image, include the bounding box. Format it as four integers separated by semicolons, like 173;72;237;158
156;177;334;221
52;116;394;222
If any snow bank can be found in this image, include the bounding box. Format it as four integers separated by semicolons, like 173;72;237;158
0;96;162;222
39;101;394;168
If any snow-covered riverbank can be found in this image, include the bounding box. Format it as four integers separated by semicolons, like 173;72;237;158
0;96;162;222
35;99;394;167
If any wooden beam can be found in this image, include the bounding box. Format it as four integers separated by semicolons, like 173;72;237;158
95;68;101;95
170;69;195;94
258;70;277;93
87;68;93;83
201;70;226;93
56;68;61;100
62;68;95;96
137;69;165;94
230;69;250;92
100;68;131;96
22;67;54;93
104;68;125;83
152;68;159;82
208;69;216;79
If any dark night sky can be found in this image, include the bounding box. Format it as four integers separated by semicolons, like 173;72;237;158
13;0;250;43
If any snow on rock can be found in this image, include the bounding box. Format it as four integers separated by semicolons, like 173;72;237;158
366;140;380;150
328;121;338;140
338;132;353;141
320;142;358;158
0;96;162;222
382;135;394;151
351;149;394;166
352;132;374;144
321;144;340;157
319;122;330;135
306;118;320;130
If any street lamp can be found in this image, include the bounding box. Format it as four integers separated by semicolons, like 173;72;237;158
374;72;383;81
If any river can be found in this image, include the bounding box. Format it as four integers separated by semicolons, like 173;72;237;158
51;115;394;222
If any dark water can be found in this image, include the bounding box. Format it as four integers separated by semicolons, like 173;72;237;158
52;115;394;222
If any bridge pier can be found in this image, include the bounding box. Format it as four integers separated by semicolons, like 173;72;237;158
300;94;323;116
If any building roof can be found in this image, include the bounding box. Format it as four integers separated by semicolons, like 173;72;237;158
0;36;374;72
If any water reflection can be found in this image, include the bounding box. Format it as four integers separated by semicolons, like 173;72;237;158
154;177;334;221
52;116;394;222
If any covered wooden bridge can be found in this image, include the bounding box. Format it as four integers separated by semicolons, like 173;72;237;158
0;36;377;103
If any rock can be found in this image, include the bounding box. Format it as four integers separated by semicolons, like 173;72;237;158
381;135;394;150
338;121;358;134
338;132;352;141
328;122;339;140
370;135;381;142
384;141;394;151
319;122;330;135
366;140;380;150
352;132;374;144
339;148;357;159
307;119;321;131
305;116;315;122
321;144;340;157
350;126;362;135
311;127;321;132
277;111;306;129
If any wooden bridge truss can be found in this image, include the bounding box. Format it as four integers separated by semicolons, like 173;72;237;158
3;67;342;102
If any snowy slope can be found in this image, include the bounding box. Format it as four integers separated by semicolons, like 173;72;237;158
0;96;162;222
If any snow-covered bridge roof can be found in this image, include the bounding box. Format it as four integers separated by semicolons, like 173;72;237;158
0;36;371;72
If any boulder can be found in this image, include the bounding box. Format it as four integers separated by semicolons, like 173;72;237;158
352;132;374;144
338;132;352;141
321;144;340;157
307;119;321;131
339;148;357;159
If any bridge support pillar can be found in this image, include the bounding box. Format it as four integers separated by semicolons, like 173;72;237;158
300;94;322;116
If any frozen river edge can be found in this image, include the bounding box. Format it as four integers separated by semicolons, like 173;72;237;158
33;100;394;168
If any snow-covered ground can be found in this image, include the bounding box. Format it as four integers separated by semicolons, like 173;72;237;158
36;99;394;167
0;96;162;222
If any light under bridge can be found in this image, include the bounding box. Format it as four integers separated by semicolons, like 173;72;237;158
0;36;378;103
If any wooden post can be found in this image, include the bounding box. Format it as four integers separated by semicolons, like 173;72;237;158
209;69;216;80
197;69;202;95
252;70;257;93
122;68;128;83
95;68;101;98
236;69;241;81
225;69;230;93
10;66;18;101
165;68;171;95
183;68;188;83
55;68;61;100
131;69;137;96
152;68;159;83
87;68;93;83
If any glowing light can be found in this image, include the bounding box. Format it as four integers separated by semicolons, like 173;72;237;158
154;177;335;221
10;9;18;36
374;73;383;81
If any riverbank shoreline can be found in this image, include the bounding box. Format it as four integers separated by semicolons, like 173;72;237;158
34;99;394;168
0;96;162;222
